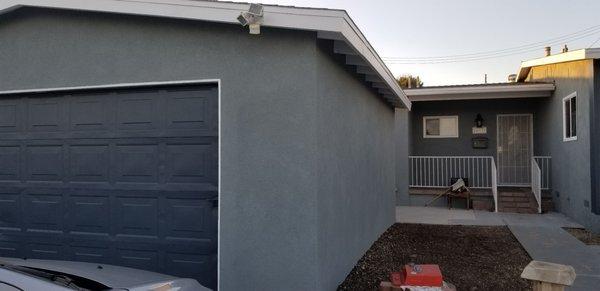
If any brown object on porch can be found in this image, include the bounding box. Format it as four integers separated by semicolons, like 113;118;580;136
425;178;471;209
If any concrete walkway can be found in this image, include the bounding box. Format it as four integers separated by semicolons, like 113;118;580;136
396;206;599;290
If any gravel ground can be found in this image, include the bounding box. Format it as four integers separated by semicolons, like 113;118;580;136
338;223;532;291
564;227;600;245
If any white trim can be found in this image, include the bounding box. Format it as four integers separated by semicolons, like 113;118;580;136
517;48;600;81
0;0;410;109
496;113;534;186
0;79;220;95
404;83;555;102
562;92;578;142
216;79;222;291
422;115;459;138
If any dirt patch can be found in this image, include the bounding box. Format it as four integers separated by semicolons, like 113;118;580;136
338;224;532;291
563;227;600;245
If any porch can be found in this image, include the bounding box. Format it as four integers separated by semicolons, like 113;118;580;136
408;155;552;213
402;83;557;213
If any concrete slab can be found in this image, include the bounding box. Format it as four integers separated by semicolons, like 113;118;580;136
396;206;581;227
509;225;600;291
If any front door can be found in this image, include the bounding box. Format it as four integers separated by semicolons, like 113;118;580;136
497;114;533;186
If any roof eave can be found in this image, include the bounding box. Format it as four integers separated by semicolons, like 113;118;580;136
404;83;556;102
0;0;410;109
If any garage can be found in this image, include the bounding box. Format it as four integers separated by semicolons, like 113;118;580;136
0;84;218;287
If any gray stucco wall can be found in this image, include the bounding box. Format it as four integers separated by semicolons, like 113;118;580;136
527;60;600;233
315;41;396;290
395;108;410;205
0;8;397;290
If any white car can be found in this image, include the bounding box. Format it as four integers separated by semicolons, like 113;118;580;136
0;257;210;291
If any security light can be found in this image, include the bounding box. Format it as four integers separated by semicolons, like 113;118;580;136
237;3;264;34
248;3;264;16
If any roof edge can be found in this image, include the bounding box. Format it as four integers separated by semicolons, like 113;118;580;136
0;0;410;109
517;48;600;81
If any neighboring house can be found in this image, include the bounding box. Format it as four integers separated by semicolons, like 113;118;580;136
400;48;600;233
0;1;410;290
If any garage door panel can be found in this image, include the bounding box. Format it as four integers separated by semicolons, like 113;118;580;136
68;94;111;132
0;85;218;288
115;144;159;183
166;143;211;184
0;99;20;132
0;193;21;231
69;240;112;264
24;193;64;233
163;198;211;240
115;196;159;238
67;194;110;235
69;144;110;183
166;92;210;131
26;144;64;182
164;251;211;279
28;240;66;260
116;92;160;131
0;146;21;181
115;244;160;271
0;235;23;258
27;97;65;132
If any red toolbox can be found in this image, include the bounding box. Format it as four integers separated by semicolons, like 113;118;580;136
392;264;443;287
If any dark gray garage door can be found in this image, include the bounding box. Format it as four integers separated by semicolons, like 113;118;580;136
0;84;218;288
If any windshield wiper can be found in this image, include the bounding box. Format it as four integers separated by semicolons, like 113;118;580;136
0;264;87;290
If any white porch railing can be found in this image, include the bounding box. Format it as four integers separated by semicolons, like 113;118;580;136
533;156;552;190
409;156;495;188
491;158;498;212
531;158;542;214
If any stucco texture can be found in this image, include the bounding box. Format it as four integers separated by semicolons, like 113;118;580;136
0;8;397;290
527;60;600;233
315;40;396;290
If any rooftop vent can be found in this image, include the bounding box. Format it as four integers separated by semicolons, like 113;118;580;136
545;46;551;57
562;44;569;53
508;74;517;82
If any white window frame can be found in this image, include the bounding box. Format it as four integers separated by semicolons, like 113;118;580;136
423;115;459;138
562;92;577;142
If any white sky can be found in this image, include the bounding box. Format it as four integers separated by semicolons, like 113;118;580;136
251;0;600;86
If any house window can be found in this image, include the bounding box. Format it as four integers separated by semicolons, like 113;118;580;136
423;116;459;138
563;92;577;141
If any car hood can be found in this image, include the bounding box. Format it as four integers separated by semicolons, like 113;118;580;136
0;257;210;290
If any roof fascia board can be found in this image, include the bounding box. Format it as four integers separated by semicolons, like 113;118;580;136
0;0;411;109
404;83;555;96
409;91;553;102
517;48;600;81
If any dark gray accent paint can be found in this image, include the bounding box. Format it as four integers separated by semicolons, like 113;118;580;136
409;99;544;157
0;8;396;290
0;85;218;288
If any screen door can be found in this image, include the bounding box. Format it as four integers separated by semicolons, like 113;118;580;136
497;114;532;186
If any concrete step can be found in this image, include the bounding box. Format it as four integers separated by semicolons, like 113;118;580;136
497;189;540;213
499;192;531;197
499;196;532;202
500;201;537;208
499;207;538;214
